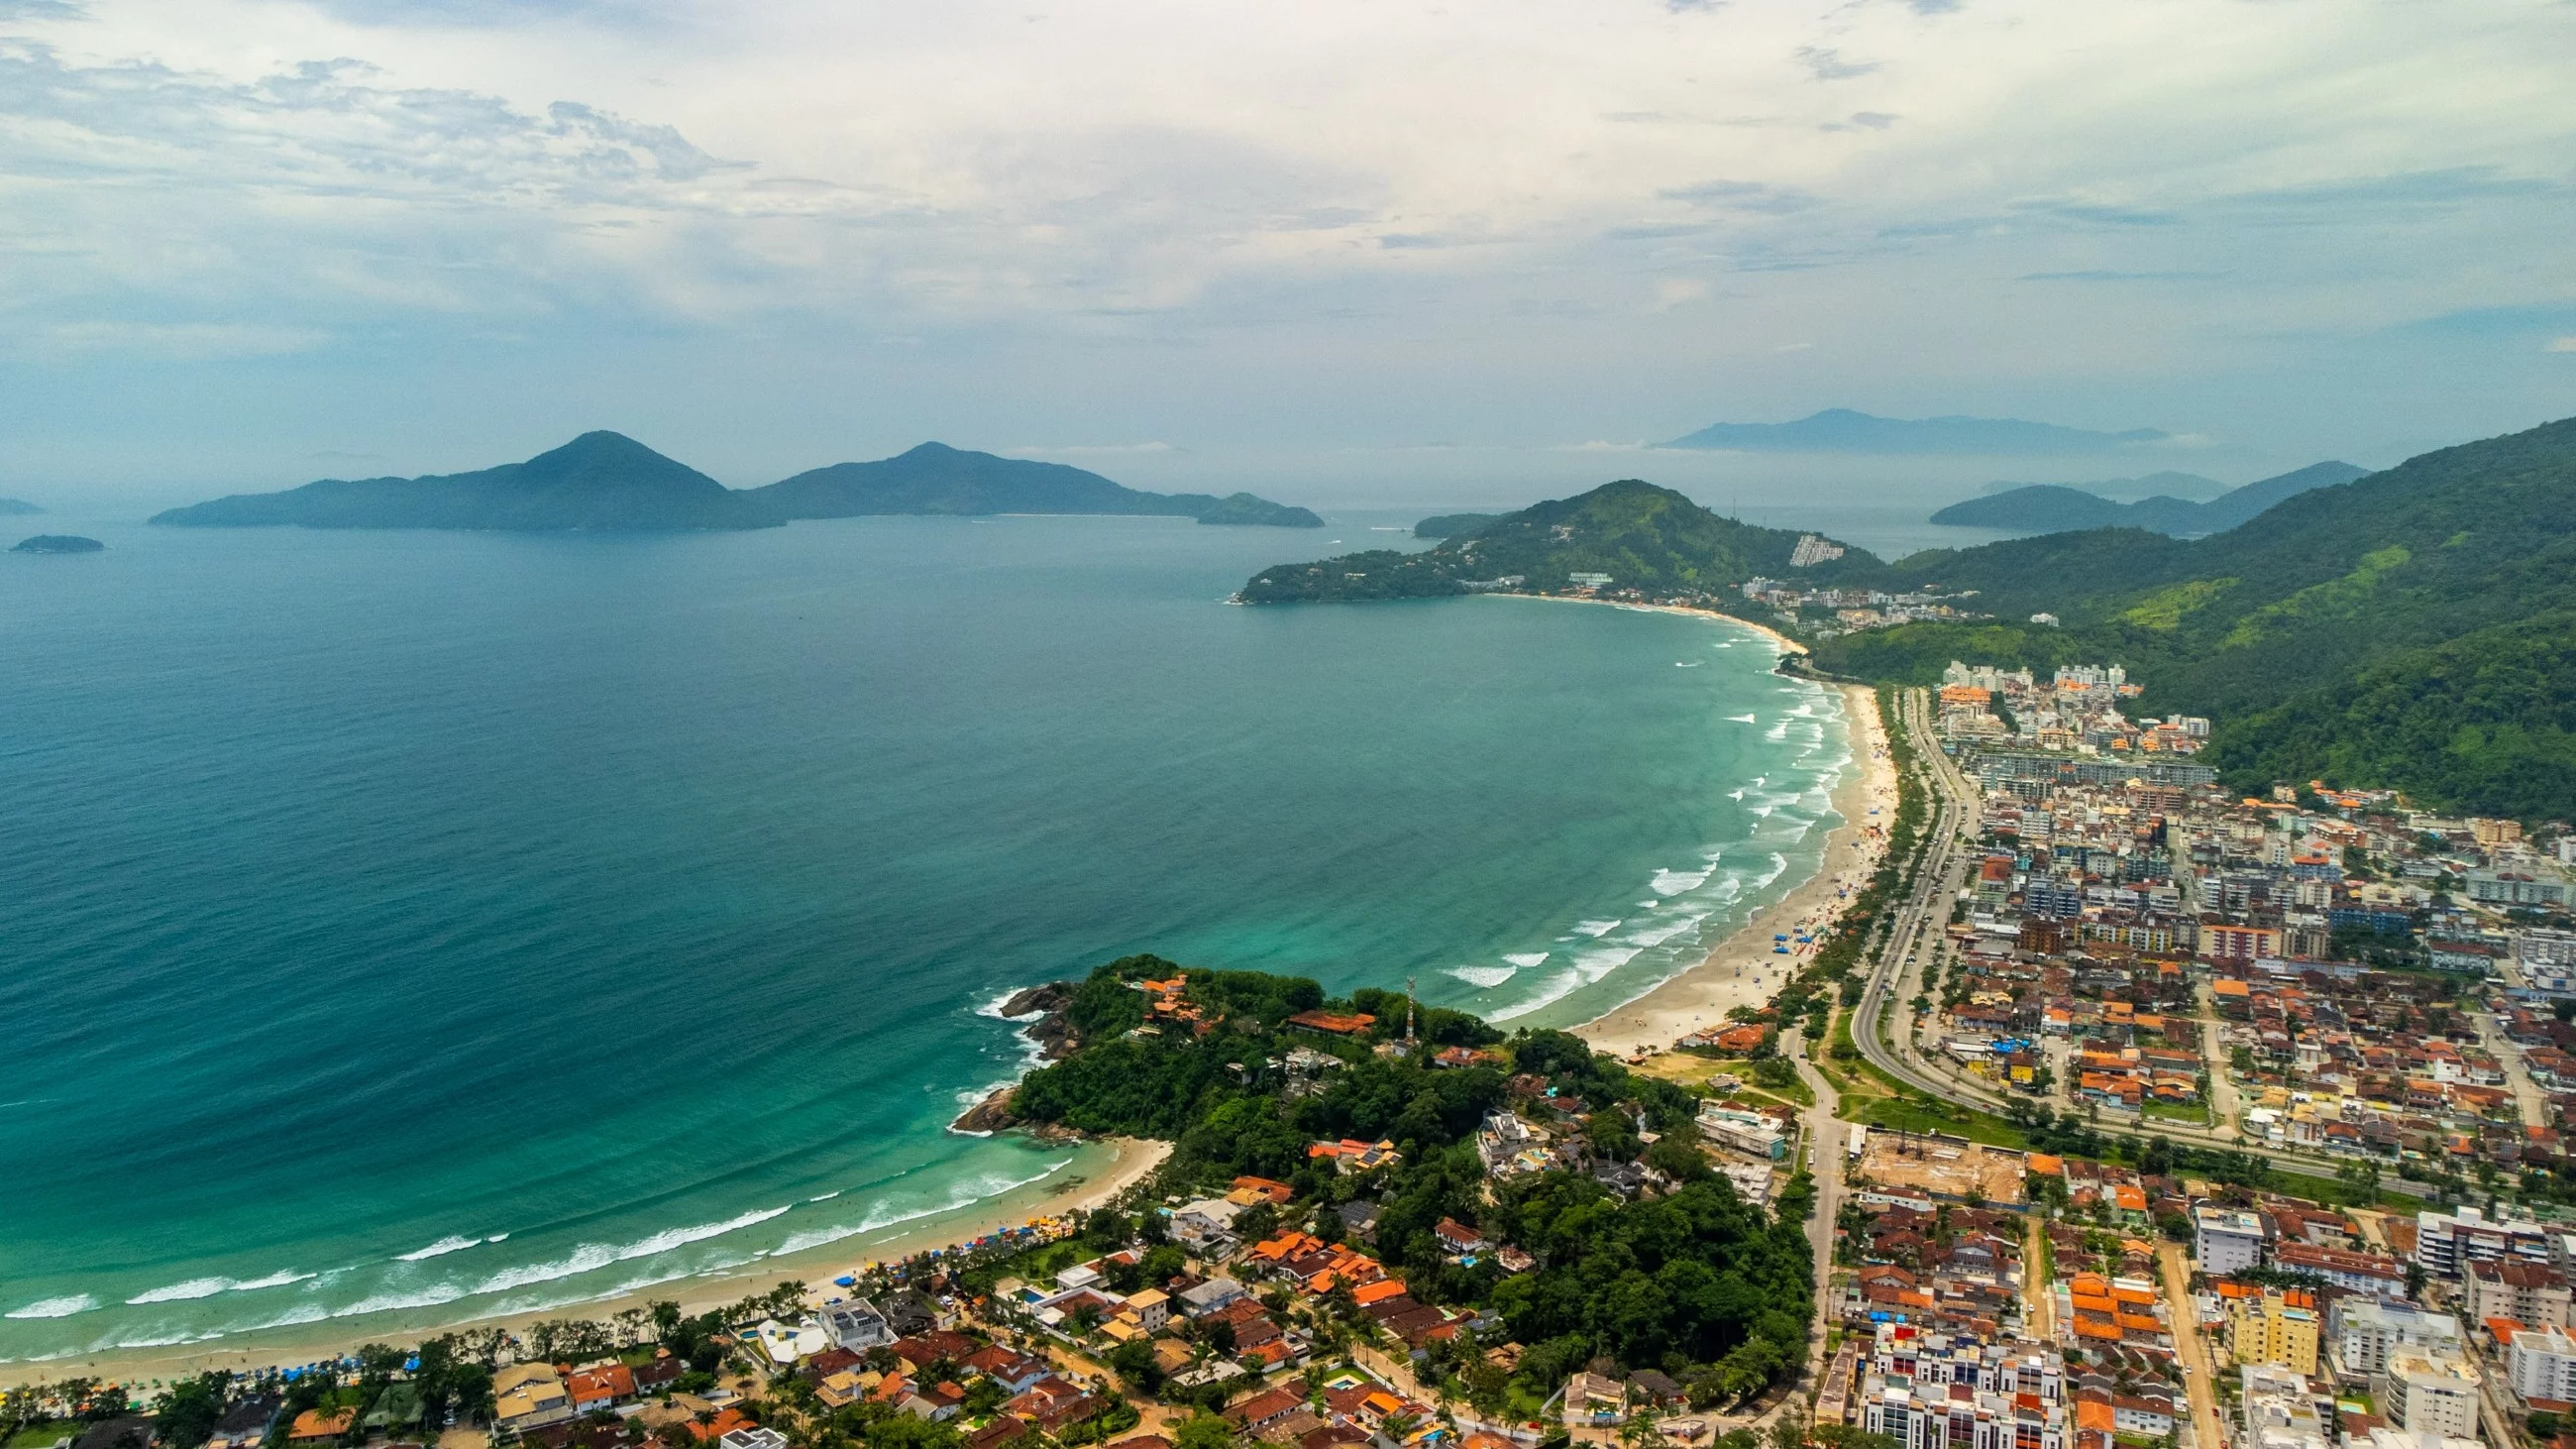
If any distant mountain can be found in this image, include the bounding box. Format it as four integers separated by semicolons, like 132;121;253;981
1662;407;2169;454
0;498;41;515
13;534;102;553
749;443;1322;527
153;432;775;532
1239;480;1876;603
1413;512;1500;539
1811;418;2576;820
1979;471;2228;502
2190;461;2374;533
1931;461;2370;536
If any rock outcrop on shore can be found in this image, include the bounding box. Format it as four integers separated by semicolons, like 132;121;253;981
952;980;1081;1133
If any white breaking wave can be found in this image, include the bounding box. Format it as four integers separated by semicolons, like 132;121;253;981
467;1203;793;1297
774;1161;1072;1257
1572;945;1642;982
1445;964;1518;989
1502;951;1549;968
1625;914;1707;947
125;1270;313;1304
1571;918;1622;938
976;987;1048;1023
809;1191;842;1202
1649;867;1712;895
1727;714;1756;724
395;1235;487;1263
6;1294;99;1320
1487;968;1585;1022
126;1278;232;1304
334;1285;473;1318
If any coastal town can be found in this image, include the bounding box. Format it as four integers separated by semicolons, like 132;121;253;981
11;668;2576;1449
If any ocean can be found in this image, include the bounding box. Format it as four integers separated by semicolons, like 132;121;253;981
0;509;1849;1367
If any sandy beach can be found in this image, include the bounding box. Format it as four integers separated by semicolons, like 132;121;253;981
1574;680;1896;1055
7;1136;1171;1389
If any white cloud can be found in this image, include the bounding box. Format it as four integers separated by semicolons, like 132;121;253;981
1;0;2573;476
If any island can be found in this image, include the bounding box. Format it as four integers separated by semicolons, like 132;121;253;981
151;435;1327;533
0;498;42;515
152;432;776;532
747;442;1322;527
12;534;104;553
1929;461;2368;537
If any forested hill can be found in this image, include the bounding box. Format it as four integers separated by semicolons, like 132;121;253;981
749;443;1323;526
1003;956;1819;1405
1237;480;1877;602
1814;414;2576;820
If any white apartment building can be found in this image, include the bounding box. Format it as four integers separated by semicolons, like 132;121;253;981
2508;1324;2576;1404
2415;1205;2553;1279
2329;1298;2465;1381
2377;1352;2483;1439
2467;1260;2574;1329
2242;1363;2331;1449
2198;1206;2269;1275
1859;1326;2066;1449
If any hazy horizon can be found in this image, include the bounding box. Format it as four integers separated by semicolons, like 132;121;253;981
5;0;2573;509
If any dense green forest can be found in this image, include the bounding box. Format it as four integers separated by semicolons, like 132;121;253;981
1009;957;1817;1402
1811;415;2576;818
1237;480;1878;602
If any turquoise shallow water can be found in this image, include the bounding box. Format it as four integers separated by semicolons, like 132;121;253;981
0;511;1845;1367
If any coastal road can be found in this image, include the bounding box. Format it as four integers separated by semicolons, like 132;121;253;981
2157;1243;2225;1449
1786;1025;1846;1400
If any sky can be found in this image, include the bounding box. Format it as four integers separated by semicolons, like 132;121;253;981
3;0;2574;511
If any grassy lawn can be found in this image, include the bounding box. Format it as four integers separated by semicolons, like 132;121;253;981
2143;1100;2211;1127
6;1428;74;1449
1852;1093;2033;1151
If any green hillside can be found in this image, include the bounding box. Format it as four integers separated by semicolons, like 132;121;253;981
1239;479;1876;603
1812;415;2576;819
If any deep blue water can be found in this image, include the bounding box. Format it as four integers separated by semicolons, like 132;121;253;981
0;511;1845;1366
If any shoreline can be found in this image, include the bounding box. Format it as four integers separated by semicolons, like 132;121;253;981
2;1137;1170;1390
1574;680;1894;1054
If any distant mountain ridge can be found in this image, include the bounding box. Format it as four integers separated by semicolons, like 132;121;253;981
1931;461;2370;536
1662;407;2170;454
0;498;41;515
153;434;1323;532
1239;480;1876;603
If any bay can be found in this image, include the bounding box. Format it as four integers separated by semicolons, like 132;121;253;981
0;511;1847;1364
